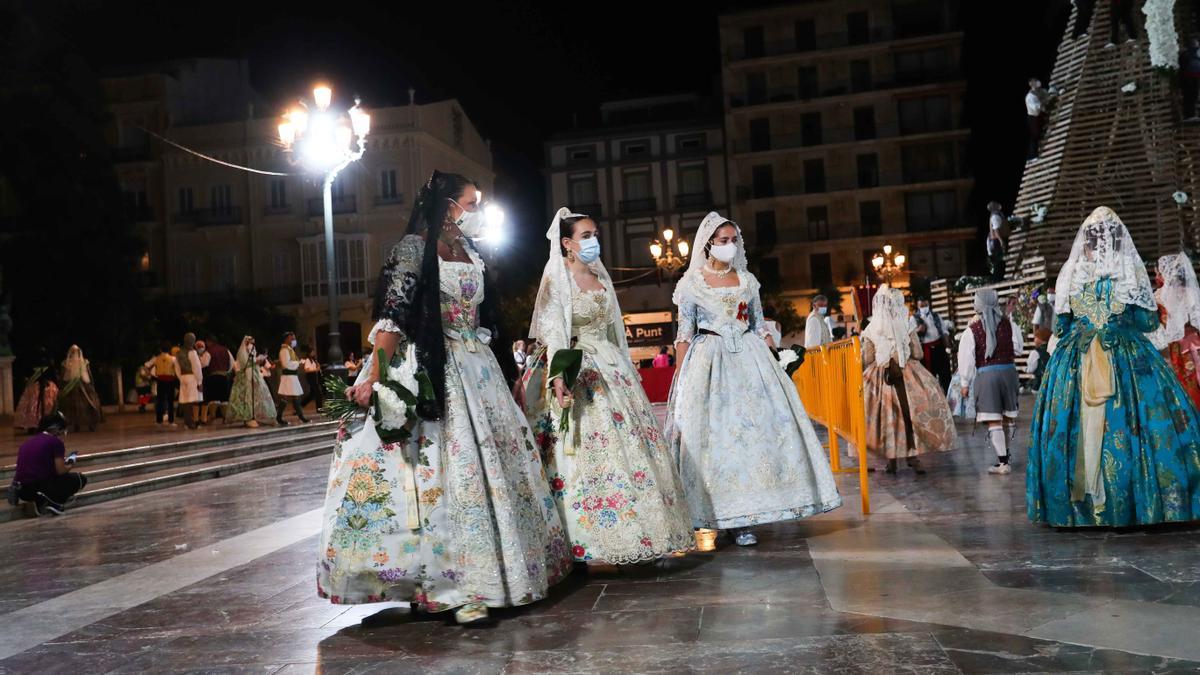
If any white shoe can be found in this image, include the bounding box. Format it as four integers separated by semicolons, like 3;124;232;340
988;463;1012;475
734;530;758;546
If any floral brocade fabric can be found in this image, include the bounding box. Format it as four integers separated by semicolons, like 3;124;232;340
665;275;842;529
862;336;957;460
521;283;694;564
318;236;571;611
1026;279;1200;527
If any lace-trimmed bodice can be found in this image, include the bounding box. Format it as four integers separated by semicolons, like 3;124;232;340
571;278;612;345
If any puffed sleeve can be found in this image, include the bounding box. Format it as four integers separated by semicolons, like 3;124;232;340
675;300;697;345
369;235;424;346
1009;318;1025;356
957;325;977;386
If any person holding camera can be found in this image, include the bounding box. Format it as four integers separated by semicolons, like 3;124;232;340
6;411;88;515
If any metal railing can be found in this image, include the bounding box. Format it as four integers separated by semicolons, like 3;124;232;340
619;198;657;214
732;122;968;154
674;191;713;208
263;204;292;216
173;207;243;226
307;195;357;217
569;203;603;217
729;70;962;109
735;168;969;200
374;194;405;207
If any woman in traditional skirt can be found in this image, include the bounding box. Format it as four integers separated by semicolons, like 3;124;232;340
13;365;59;433
1027;207;1200;527
318;171;570;624
520;207;694;564
227;336;278;428
1150;252;1200;411
861;286;957;475
58;345;103;432
665;212;841;547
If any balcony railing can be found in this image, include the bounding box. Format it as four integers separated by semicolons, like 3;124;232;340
263;204;292;216
736;169;969;200
729;70;961;109
174;207;243;226
674;191;713;209
726;23;959;62
733;122;967;154
374;194;405;207
307;195;357;217
569;203;603;217
619;198;657;214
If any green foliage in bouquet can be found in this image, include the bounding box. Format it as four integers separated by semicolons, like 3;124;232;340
548;348;583;435
321;349;436;444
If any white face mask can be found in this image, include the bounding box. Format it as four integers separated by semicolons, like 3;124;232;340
290;339;298;348
1047;293;1056;304
709;242;737;263
577;237;601;263
451;199;486;239
817;306;828;316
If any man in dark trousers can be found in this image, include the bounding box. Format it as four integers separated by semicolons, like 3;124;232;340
910;296;954;392
5;412;87;516
202;335;234;424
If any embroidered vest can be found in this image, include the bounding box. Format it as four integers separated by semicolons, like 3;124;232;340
971;319;1014;368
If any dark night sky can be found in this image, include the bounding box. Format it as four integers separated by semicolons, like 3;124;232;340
22;0;1070;281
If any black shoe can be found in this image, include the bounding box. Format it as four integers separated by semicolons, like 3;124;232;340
5;482;20;507
299;416;311;424
35;493;63;516
277;418;289;427
907;458;927;475
885;459;898;475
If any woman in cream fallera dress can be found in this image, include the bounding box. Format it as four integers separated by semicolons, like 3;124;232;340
521;207;694;564
665;212;841;546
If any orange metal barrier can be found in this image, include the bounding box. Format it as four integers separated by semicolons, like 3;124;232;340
792;337;871;514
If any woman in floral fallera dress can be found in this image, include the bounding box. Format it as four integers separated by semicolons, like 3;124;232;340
665;212;841;547
520;208;694;564
227;336;277;428
317;172;570;625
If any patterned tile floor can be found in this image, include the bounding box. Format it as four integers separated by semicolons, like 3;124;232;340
1;400;1199;673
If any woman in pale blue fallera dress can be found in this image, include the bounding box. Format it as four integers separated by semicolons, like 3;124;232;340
665;212;841;547
1027;206;1200;527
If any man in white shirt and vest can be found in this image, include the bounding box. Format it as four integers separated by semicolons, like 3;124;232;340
909;296;953;392
804;295;833;350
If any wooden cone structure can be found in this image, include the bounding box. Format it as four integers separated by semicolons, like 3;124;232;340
1006;0;1200;281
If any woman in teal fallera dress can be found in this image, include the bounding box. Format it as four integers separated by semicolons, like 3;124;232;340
1027;207;1200;527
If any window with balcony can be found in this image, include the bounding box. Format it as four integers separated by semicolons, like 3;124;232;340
178;187;194;215
895;47;950;84
271;251;293;287
803;159;826;193
620;170;655;212
810;252;833;287
211;185;233;214
743;25;765;58
904;189;958;231
854;106;877;140
798;66;819;99
795;18;816;51
122;189;150;221
856;153;880;188
379;169;399;202
847;11;870;45
269;179;288;210
678;163;709;207
759;257;782;291
859;200;882;236
850;60;872;92
569;174;599;213
801;112;823;146
807;206;829;240
755;210;777;248
749;118;771;152
902;142;958;182
909;242;963;277
898;95;952;134
747;73;768;105
751;165;775;199
301;235;368;300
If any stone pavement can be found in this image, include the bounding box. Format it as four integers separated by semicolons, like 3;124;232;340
1;401;1199;673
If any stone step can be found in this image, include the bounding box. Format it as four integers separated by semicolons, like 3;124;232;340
0;421;337;482
2;439;334;523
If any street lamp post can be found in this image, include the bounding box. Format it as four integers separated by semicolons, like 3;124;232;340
649;227;690;276
870;244;906;286
277;85;370;368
